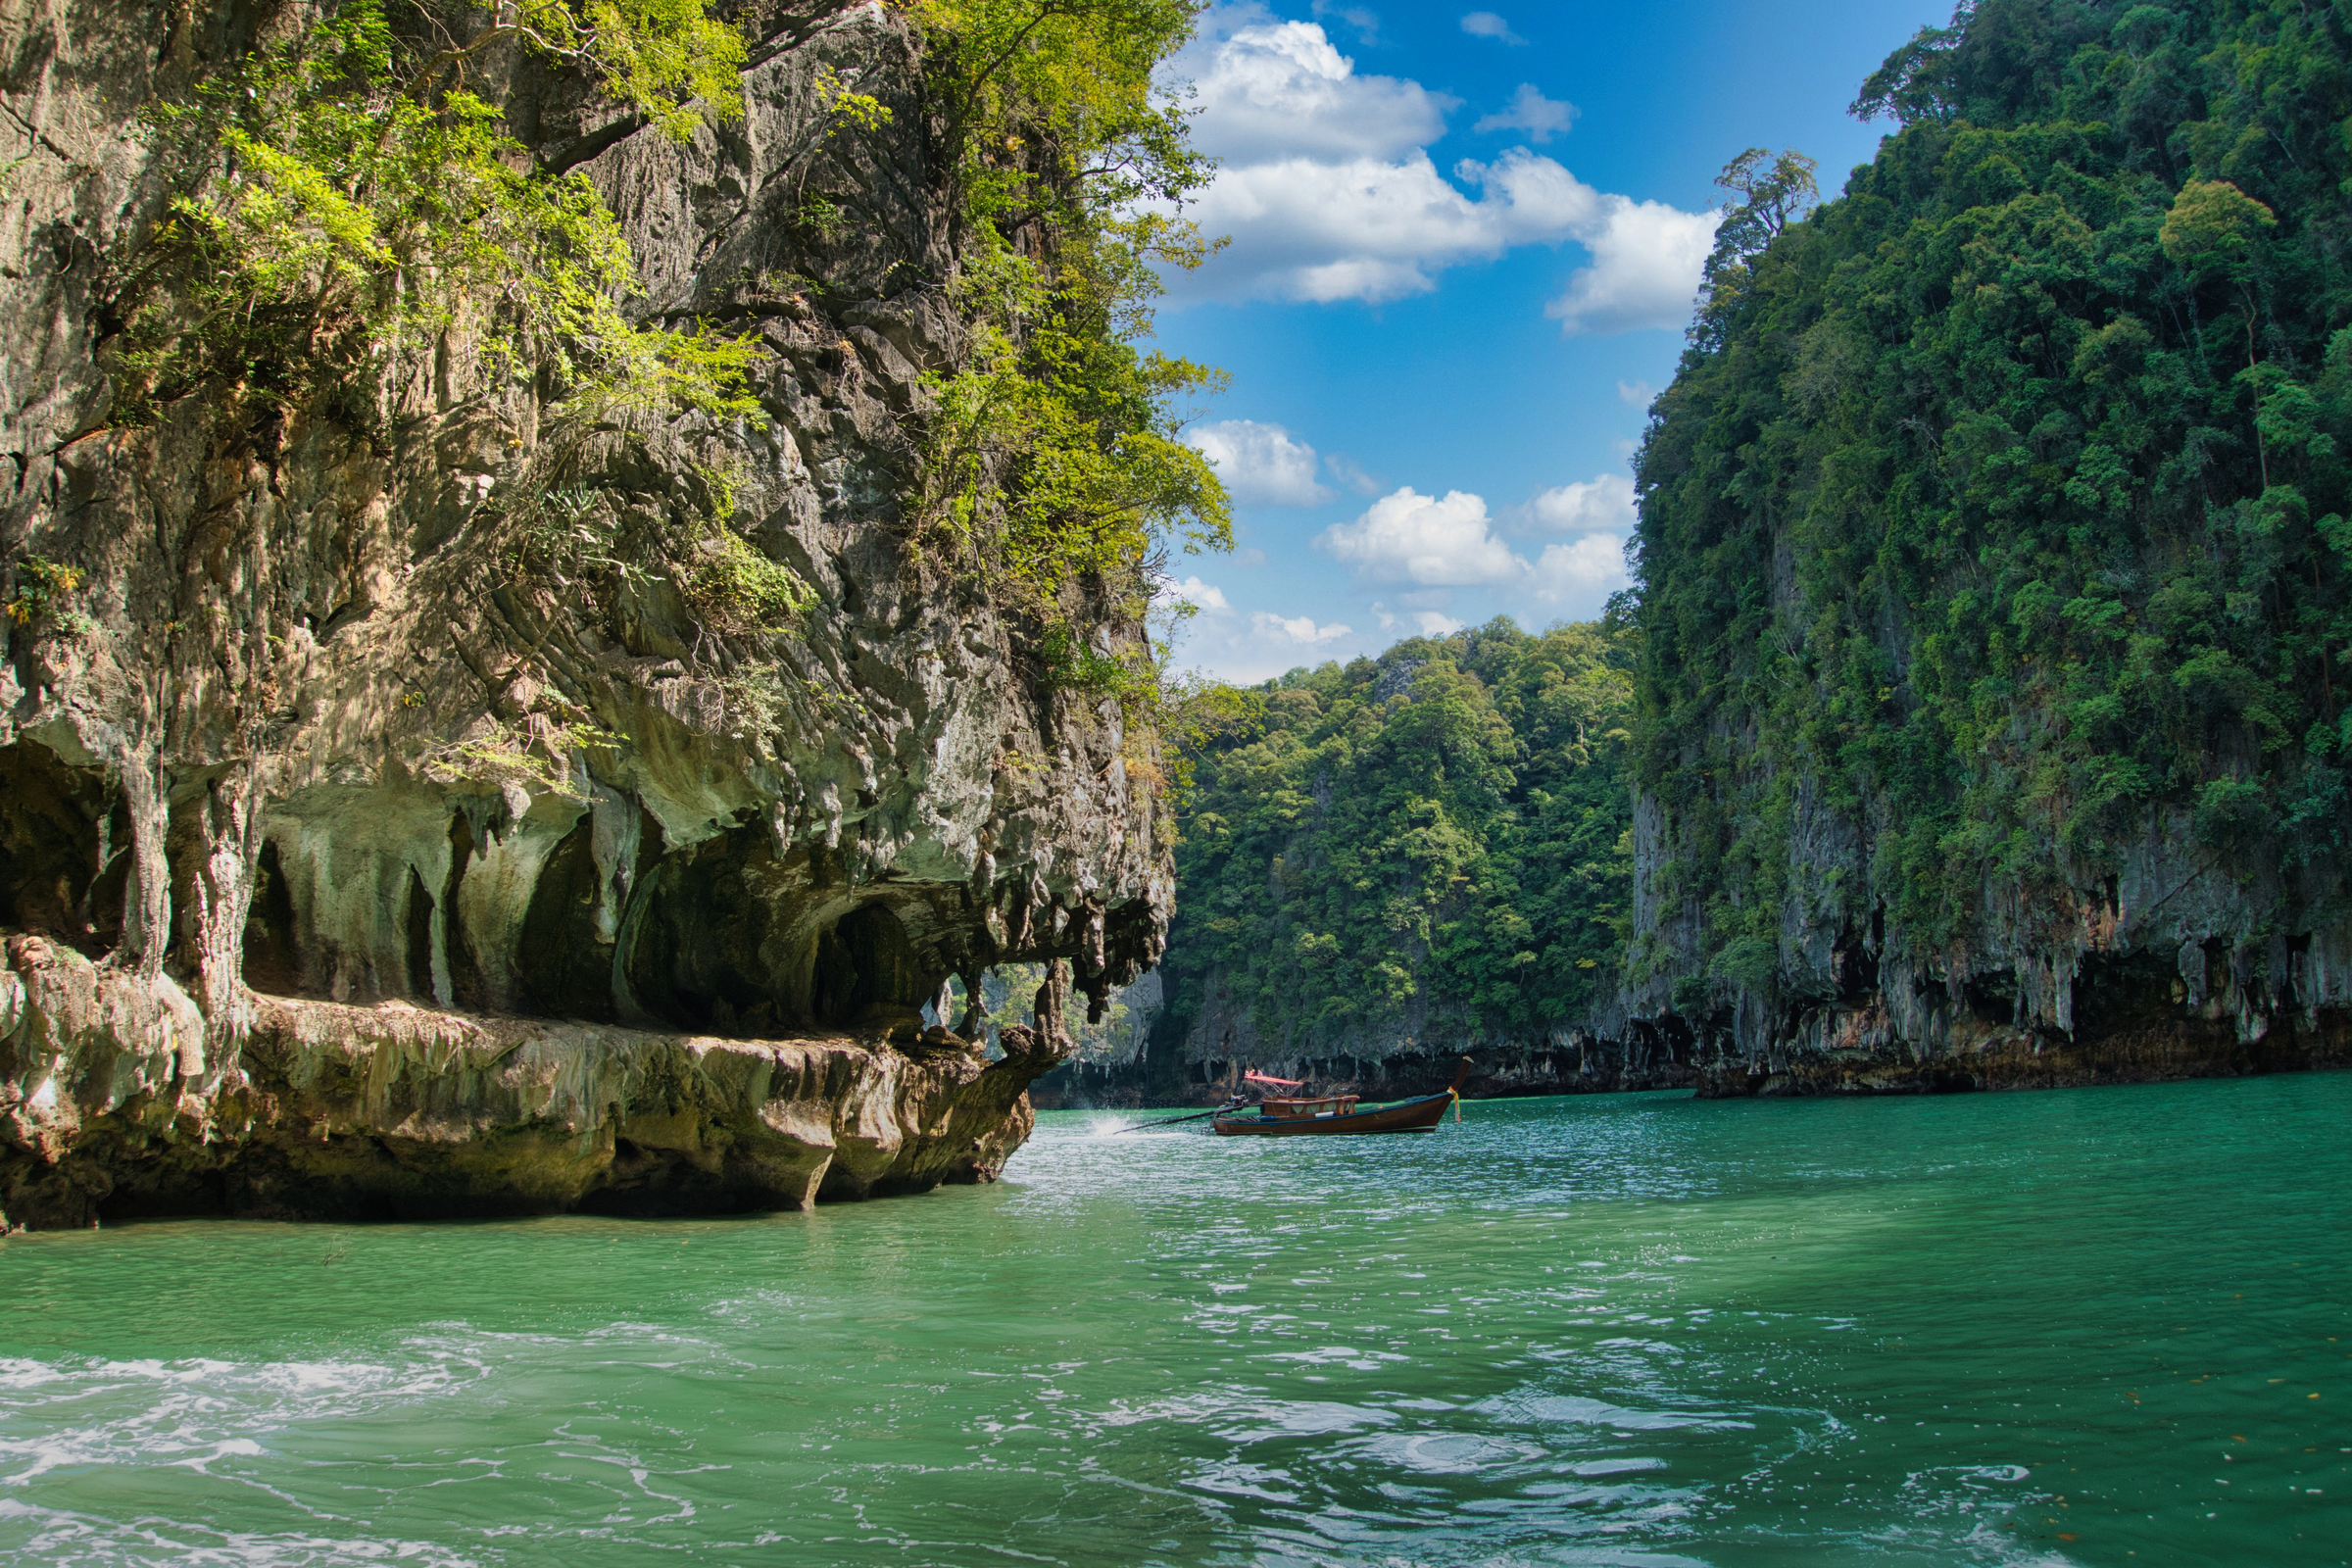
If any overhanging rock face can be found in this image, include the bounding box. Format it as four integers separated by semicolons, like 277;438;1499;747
3;935;1069;1227
0;4;1168;1225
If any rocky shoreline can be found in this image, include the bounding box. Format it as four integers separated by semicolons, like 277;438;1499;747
0;932;1072;1229
1027;1008;2351;1110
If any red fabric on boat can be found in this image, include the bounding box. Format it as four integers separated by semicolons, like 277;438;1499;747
1244;1071;1306;1087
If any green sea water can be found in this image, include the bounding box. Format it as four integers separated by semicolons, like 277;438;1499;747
1;1074;2347;1567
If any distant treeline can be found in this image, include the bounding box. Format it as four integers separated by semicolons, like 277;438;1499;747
1157;618;1635;1059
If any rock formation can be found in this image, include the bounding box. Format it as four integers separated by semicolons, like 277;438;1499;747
0;1;1172;1226
1613;1;2352;1097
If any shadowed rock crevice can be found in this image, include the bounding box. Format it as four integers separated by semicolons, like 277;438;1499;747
241;838;302;997
515;817;615;1023
0;740;130;960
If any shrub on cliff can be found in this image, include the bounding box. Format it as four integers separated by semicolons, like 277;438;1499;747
910;0;1233;720
104;0;760;428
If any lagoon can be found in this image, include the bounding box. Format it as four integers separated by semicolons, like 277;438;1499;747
2;1075;2347;1566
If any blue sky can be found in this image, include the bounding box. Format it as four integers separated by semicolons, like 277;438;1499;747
1149;0;1951;681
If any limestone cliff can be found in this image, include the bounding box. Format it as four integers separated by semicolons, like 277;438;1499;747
0;0;1174;1226
1614;0;2352;1097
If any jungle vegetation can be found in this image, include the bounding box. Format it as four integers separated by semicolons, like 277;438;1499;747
1632;0;2352;1004
98;0;1228;719
105;0;761;428
909;0;1232;714
1155;619;1636;1057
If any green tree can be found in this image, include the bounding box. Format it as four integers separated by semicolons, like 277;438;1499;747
1158;618;1638;1055
1629;0;2352;1011
109;0;758;426
909;0;1230;717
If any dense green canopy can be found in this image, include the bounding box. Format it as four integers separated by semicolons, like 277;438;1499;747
1158;619;1635;1055
1633;0;2352;999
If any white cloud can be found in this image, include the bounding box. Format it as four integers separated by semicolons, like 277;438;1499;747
1524;472;1637;534
1316;487;1520;586
1174;600;1367;682
1184;145;1646;306
1172;576;1231;612
1162;15;1709;321
1526;533;1632;605
1544;197;1720;334
1374;601;1458;632
1188;418;1334;507
1617;378;1654;407
1475;83;1575;143
1176;7;1450;164
1253;611;1354;645
1325;454;1382;496
1459;11;1525;45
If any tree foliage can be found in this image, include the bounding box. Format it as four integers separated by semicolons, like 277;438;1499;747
1690;147;1820;352
908;0;1231;710
107;0;760;425
1160;619;1636;1055
1632;0;2352;997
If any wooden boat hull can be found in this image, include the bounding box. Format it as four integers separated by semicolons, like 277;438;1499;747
1210;1090;1453;1136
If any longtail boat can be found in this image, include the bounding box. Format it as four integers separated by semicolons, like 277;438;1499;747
1209;1057;1473;1137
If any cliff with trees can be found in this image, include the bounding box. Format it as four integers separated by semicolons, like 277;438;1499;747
0;0;1227;1226
1626;0;2352;1090
1128;618;1674;1102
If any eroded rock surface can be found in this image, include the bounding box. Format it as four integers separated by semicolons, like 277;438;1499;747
0;2;1168;1225
1618;792;2352;1097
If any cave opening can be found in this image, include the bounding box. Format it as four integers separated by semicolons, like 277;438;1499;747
514;816;615;1022
2072;949;2190;1040
0;740;129;957
811;902;932;1028
444;814;487;1012
618;824;783;1035
1962;973;2016;1027
403;866;437;1004
1832;924;1880;1001
242;837;301;994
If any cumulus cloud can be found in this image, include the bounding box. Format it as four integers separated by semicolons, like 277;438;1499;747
1253;611;1354;645
1544;197;1720;334
1475;83;1575;142
1188;419;1334;507
1316;487;1520;586
1523;472;1637;534
1617;378;1654;407
1179;8;1450;165
1526;533;1632;604
1459;11;1525;45
1373;604;1467;636
1184;144;1651;306
1171;576;1231;612
1160;12;1708;320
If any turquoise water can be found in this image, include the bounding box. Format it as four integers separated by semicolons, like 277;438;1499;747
1;1075;2347;1566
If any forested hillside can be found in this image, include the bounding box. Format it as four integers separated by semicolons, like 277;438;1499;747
1148;619;1637;1080
1629;0;2352;1085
